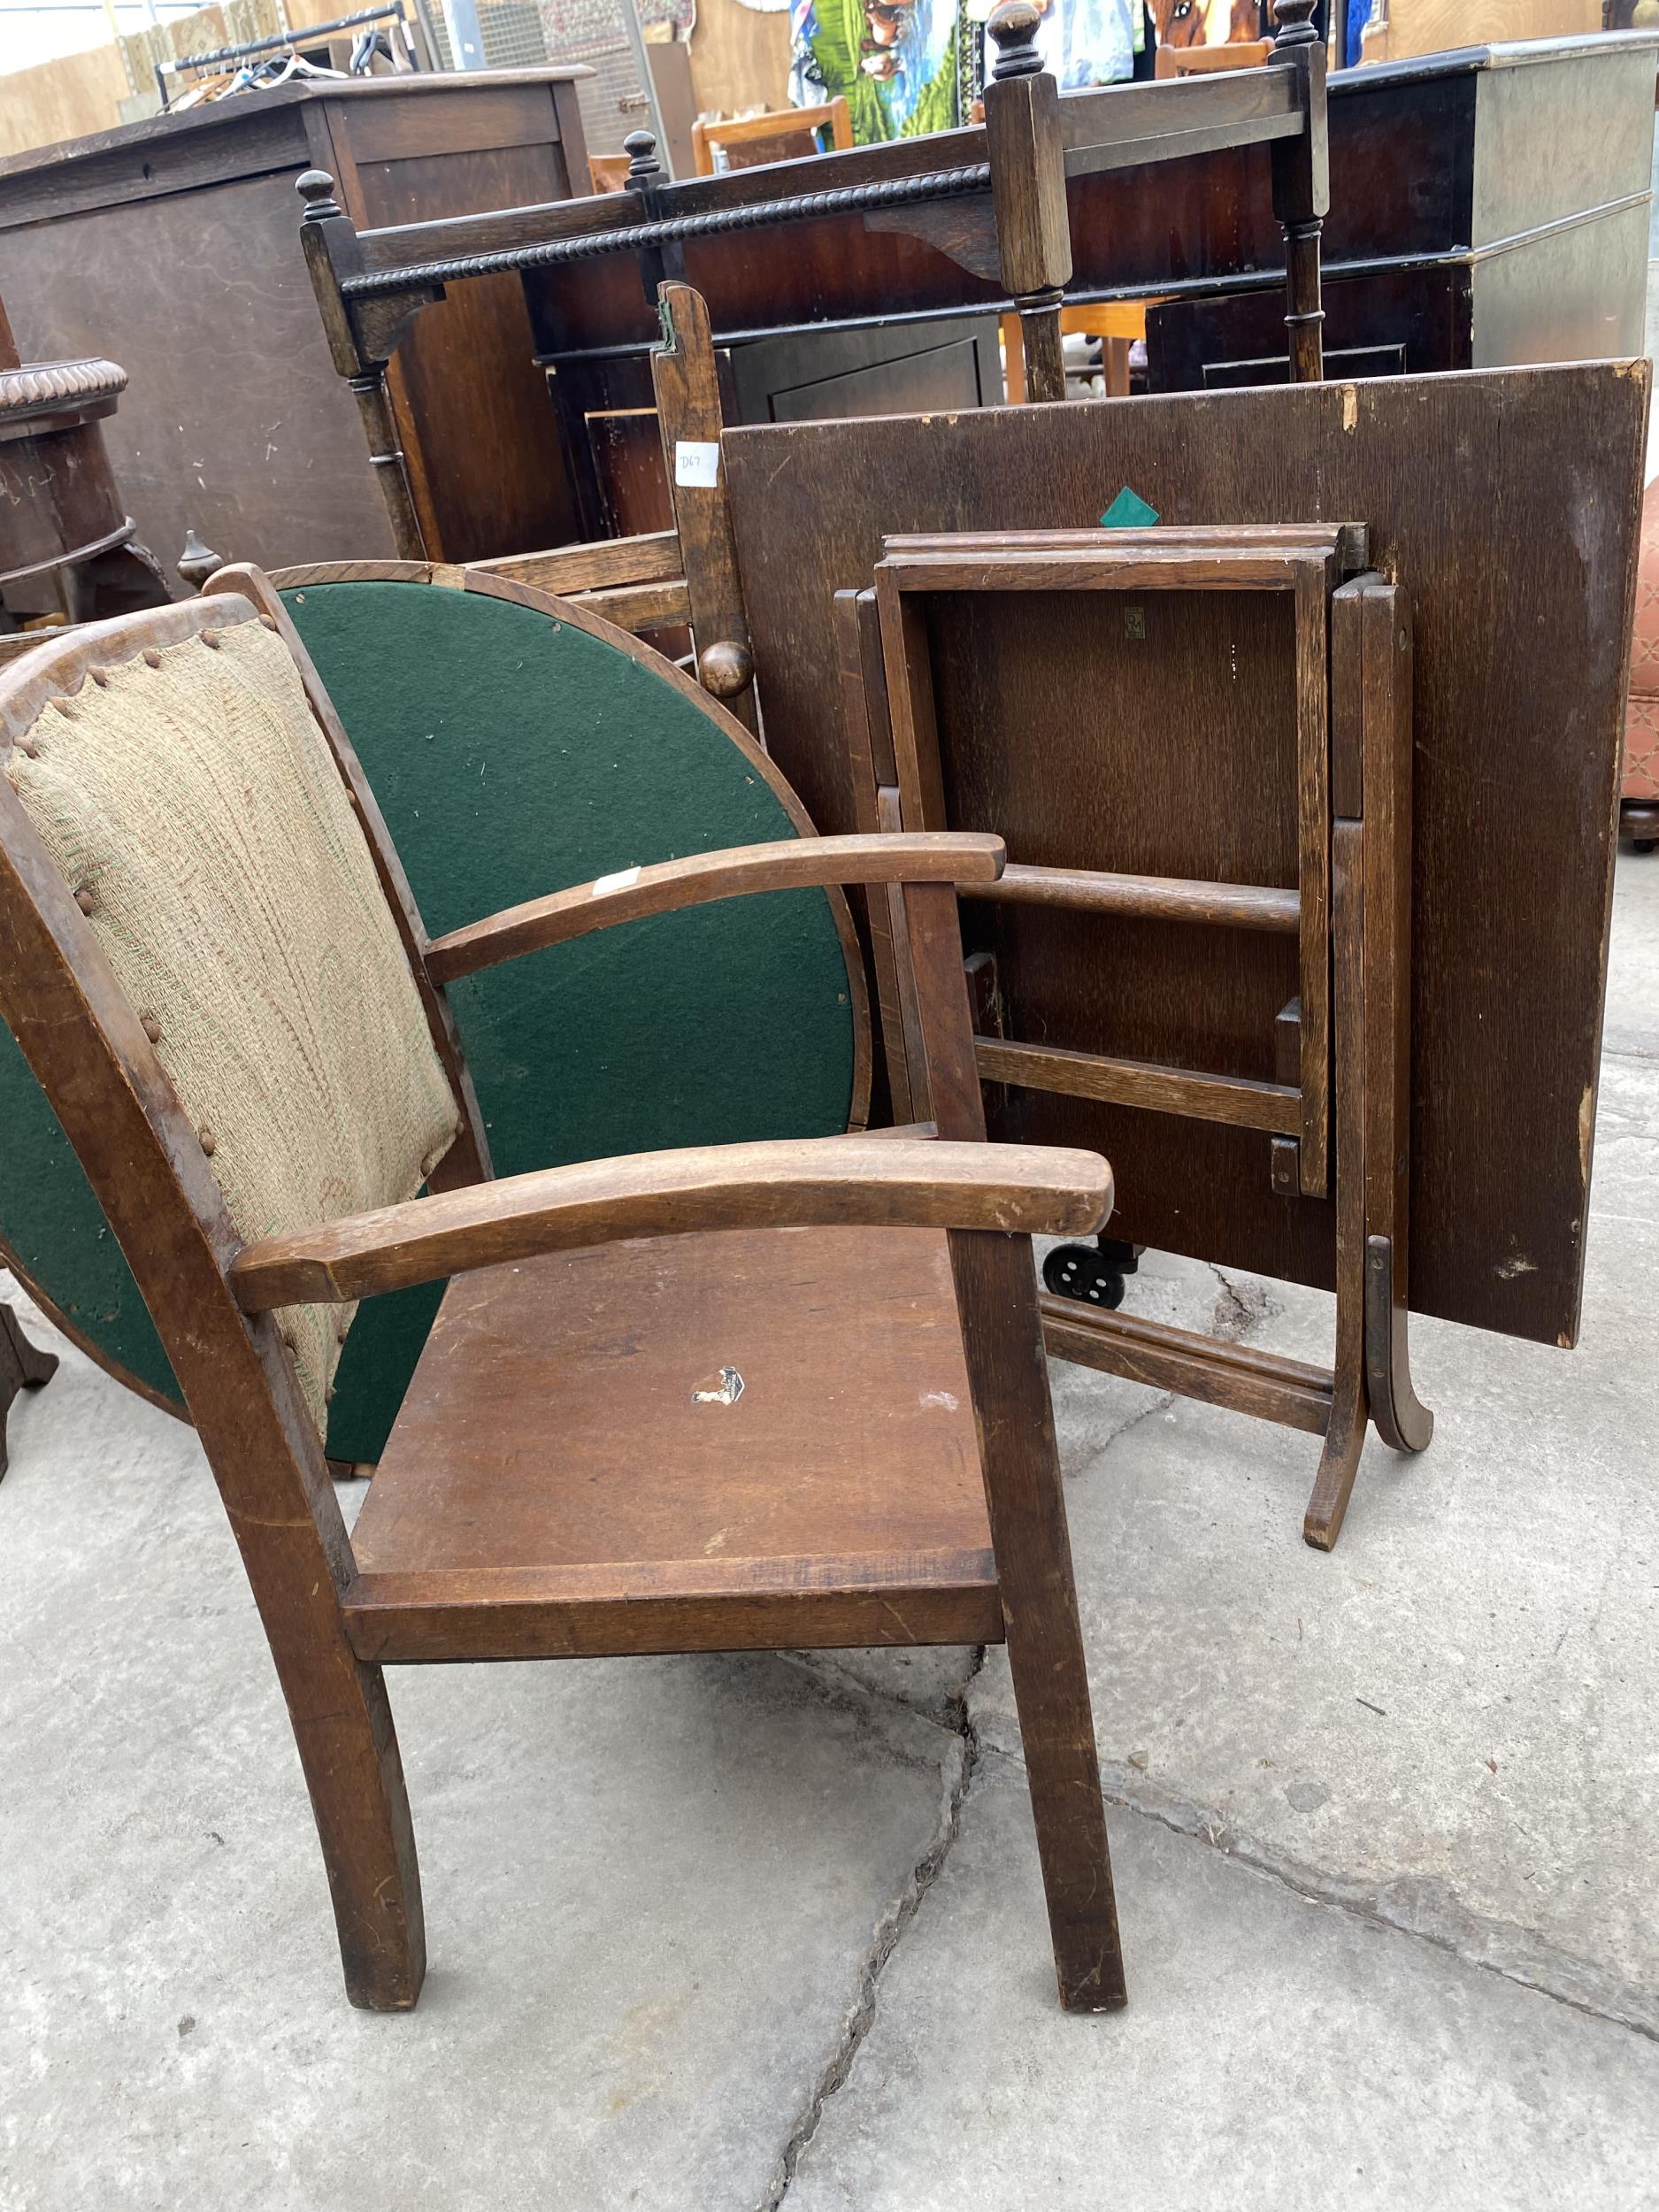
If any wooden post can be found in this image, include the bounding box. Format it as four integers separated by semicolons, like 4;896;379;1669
296;171;429;562
623;131;680;299
651;282;759;735
1268;0;1328;384
984;1;1071;407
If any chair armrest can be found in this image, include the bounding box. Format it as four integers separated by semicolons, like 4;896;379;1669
229;1135;1110;1311
424;832;1005;985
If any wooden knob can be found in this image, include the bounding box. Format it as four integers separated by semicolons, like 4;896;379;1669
1271;0;1319;45
296;170;342;223
623;131;661;185
987;0;1044;80
178;527;223;592
698;641;754;700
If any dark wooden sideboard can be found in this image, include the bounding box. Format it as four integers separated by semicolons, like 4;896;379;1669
0;72;591;574
1147;35;1659;385
524;32;1655;535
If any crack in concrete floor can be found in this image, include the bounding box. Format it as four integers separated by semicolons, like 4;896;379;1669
764;1086;1659;2193
760;1653;986;2212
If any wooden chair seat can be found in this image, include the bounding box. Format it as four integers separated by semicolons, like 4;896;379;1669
345;1225;1001;1664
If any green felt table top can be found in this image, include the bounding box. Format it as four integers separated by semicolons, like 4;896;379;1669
0;576;858;1462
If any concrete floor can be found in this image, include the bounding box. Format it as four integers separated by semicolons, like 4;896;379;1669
2;852;1655;2211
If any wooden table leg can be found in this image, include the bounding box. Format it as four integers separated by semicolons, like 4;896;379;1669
0;1302;58;1481
1303;820;1366;1549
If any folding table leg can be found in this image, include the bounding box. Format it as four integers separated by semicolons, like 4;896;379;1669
0;1302;58;1482
1304;821;1367;1549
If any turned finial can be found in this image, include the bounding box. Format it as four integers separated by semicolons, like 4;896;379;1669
177;528;223;592
296;169;342;223
623;131;661;186
1271;0;1319;47
987;0;1044;81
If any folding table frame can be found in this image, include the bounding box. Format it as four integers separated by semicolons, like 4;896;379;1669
841;527;1432;1548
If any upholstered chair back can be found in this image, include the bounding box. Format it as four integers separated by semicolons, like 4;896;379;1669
6;614;460;1427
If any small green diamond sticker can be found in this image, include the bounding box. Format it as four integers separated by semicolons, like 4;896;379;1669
1100;487;1159;528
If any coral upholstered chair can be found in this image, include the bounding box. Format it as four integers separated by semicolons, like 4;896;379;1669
0;569;1125;2015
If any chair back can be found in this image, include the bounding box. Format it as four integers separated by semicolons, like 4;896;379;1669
0;594;463;1432
691;98;853;175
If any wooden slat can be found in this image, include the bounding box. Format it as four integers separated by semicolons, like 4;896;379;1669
882;548;1315;594
885;525;1366;569
568;577;691;629
975;1037;1301;1133
1056;64;1299;157
1062;111;1301;180
353;189;637;274
344;1556;1003;1663
468;528;680;595
983;863;1300;934
1041;1300;1333;1434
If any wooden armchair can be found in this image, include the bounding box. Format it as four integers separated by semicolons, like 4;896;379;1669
690;98;853;176
0;573;1125;2015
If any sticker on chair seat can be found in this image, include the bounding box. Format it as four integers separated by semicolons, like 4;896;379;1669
692;1365;745;1405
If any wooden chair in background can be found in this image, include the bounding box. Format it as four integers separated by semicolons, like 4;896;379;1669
1154;36;1272;73
1000;302;1154;403
691;98;853;176
0;574;1126;2015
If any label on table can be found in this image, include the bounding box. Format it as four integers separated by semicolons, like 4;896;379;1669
674;440;721;488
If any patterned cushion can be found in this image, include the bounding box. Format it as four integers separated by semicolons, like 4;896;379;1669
7;616;461;1429
1624;476;1659;801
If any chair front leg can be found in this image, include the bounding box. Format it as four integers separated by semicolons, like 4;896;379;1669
950;1225;1126;2012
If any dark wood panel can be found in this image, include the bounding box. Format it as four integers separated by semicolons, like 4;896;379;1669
1148;265;1471;390
342;85;565;165
0;77;588;575
0;170;390;576
586;409;676;536
761;334;995;423
340;129;579;561
528;39;1655;362
721;361;1647;1347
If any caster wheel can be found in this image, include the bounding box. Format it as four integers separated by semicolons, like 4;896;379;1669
1042;1242;1127;1310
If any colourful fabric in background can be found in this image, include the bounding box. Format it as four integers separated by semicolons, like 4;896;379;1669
1026;0;1134;88
791;0;972;139
790;0;1135;141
